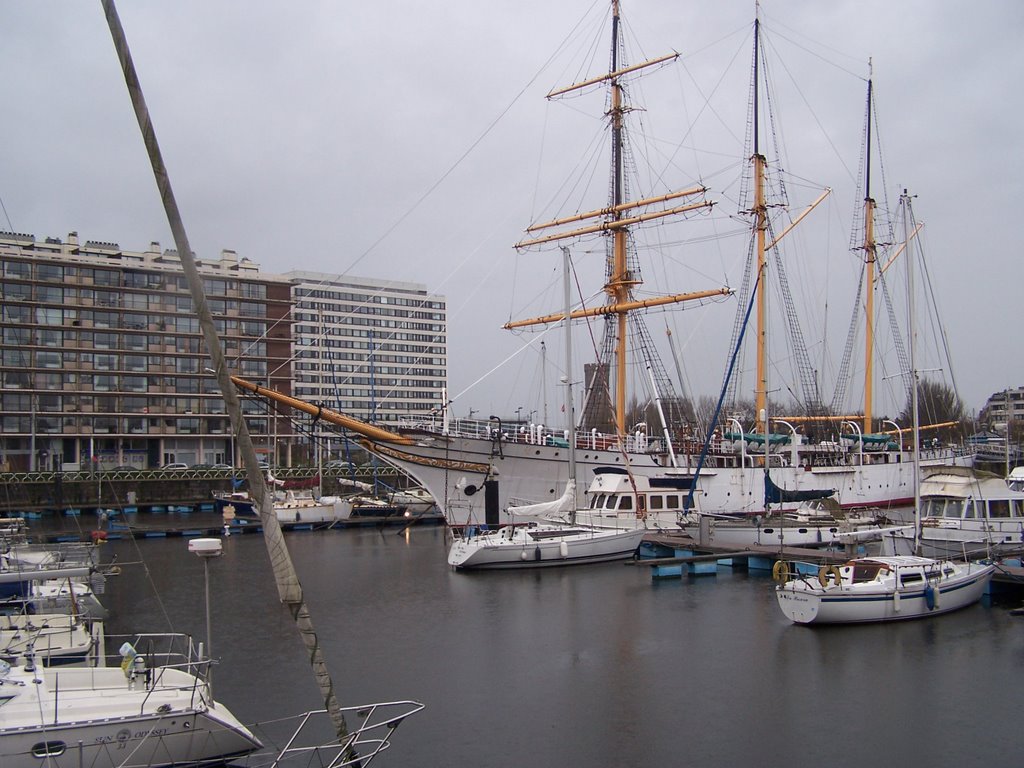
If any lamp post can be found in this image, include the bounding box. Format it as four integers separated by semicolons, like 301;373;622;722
188;538;222;691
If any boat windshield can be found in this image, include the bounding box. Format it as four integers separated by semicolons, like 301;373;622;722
921;498;952;518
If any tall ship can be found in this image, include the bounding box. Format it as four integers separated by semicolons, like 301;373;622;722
232;3;971;523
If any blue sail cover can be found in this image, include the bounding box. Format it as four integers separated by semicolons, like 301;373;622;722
764;474;835;504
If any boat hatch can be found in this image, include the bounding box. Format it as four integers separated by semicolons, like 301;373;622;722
528;529;589;540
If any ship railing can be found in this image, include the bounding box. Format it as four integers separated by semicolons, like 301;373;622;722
398;415;663;455
238;700;425;768
99;632;213;704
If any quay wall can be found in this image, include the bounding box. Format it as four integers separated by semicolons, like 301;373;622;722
0;466;402;513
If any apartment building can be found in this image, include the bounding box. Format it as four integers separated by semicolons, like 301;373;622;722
285;270;447;426
0;231;294;472
981;386;1024;435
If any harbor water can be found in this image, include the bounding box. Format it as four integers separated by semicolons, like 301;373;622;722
89;522;1019;767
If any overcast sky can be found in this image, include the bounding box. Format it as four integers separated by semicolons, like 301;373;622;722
2;1;1021;425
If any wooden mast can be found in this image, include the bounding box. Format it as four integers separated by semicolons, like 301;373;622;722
753;17;769;435
862;73;877;434
609;0;630;436
518;0;713;438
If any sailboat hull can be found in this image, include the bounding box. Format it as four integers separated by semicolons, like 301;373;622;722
447;524;646;570
0;664;261;768
776;558;994;624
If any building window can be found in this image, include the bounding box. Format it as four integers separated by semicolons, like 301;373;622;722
2;260;31;278
36;351;62;369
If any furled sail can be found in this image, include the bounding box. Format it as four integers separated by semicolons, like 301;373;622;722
508;480;577;518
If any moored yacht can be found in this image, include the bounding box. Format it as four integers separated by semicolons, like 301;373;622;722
0;633;262;768
882;466;1024;558
775;555;995;624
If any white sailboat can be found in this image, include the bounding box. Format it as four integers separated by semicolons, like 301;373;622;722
0;635;263;768
447;249;647;569
775;555;994;624
775;190;995;624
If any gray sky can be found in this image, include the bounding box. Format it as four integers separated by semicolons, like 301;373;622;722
3;1;1021;425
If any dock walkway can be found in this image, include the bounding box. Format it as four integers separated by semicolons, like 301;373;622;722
633;531;1024;594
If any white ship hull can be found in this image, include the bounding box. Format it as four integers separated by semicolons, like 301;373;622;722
365;430;972;522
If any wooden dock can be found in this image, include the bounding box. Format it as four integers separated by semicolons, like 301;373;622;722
633;531;1024;595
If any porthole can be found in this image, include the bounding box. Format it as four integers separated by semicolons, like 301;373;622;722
32;741;66;757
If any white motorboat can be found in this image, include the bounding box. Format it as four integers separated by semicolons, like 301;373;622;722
273;490;350;524
884;467;1024;558
569;467;694;531
680;494;883;549
0;633;262;768
775;555;995;624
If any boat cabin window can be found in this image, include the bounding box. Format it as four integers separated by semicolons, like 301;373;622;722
649;495;663;511
1013;500;1024;518
989;500;1010;519
921;498;944;518
899;572;924;585
618;496;633;511
590;494;606;510
850;562;886;583
665;494;680;510
963;500;975;519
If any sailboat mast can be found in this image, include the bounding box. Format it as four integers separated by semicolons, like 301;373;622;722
563;247;577;519
753;17;769;435
903;190;921;555
609;0;631;436
863;74;877;434
100;0;353;747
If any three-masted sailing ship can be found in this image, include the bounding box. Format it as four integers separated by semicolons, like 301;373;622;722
233;2;971;524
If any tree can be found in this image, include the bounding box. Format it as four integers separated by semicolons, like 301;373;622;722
895;378;970;444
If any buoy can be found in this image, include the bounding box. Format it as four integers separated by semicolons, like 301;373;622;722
534;546;542;561
925;584;936;610
893;589;901;612
817;566;829;587
520;549;529;561
827;565;842;586
772;560;790;584
559;541;569;558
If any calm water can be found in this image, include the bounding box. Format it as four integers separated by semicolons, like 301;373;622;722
85;521;1021;767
